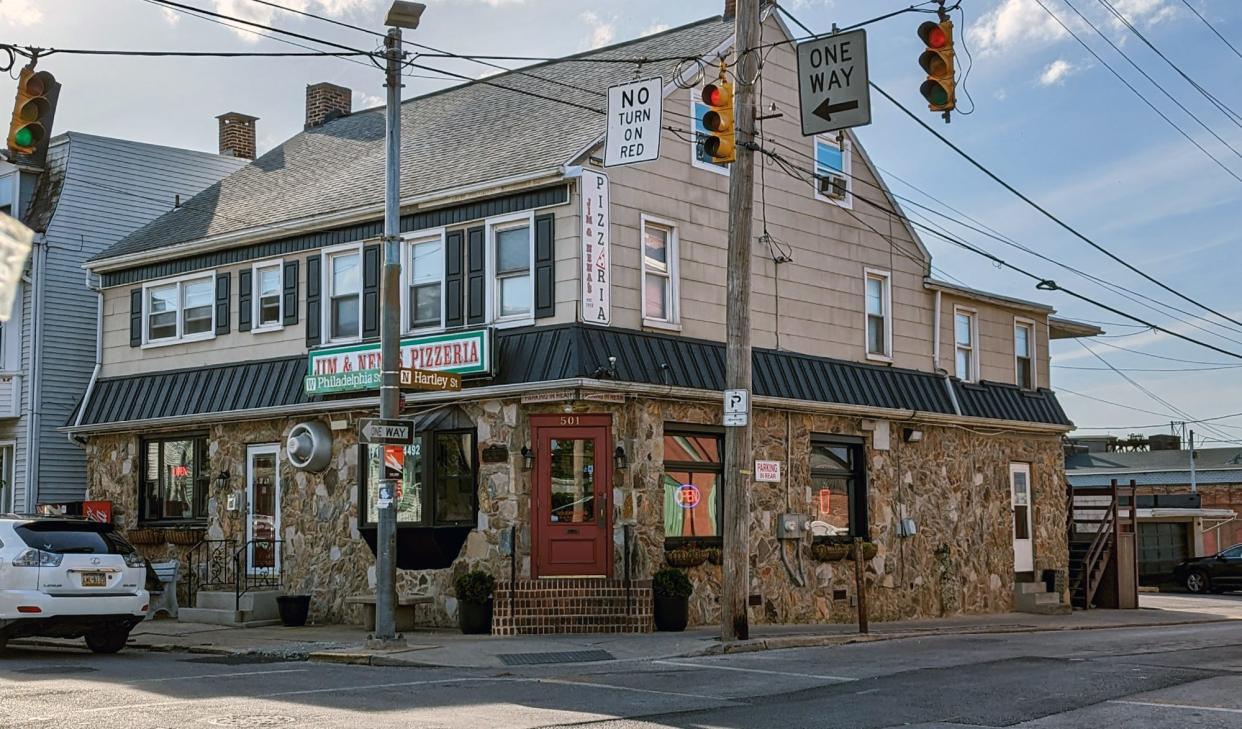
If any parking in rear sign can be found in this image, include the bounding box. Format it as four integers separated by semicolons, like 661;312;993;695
796;29;871;136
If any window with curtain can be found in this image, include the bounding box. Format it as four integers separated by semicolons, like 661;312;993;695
662;428;723;542
811;438;867;540
642;218;677;324
255;261;282;329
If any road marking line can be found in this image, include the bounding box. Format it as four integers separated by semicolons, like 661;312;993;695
533;677;728;701
127;668;309;684
653;660;857;682
1111;700;1242;715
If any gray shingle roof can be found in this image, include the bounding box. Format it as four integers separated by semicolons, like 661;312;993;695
93;17;732;263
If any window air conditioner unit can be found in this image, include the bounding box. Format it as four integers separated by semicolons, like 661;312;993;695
818;173;847;200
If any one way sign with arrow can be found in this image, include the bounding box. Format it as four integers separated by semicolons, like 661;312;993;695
796;28;871;136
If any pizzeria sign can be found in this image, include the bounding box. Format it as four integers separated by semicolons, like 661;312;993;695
304;329;491;395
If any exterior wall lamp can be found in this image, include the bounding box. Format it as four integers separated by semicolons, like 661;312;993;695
613;446;628;470
902;428;924;443
521;446;534;470
214;470;231;490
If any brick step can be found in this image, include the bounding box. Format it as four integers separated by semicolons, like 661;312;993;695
491;579;653;636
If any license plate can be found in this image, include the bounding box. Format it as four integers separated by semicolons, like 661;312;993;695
81;572;107;587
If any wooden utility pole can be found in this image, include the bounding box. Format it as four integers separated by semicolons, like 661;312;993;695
721;0;760;643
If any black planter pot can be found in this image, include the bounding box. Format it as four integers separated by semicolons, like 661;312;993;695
653;595;689;632
276;595;311;627
458;598;494;634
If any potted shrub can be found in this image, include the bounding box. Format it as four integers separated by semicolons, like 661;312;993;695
455;570;495;635
652;568;693;632
276;594;311;627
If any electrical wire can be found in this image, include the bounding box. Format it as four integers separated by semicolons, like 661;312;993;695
1056;364;1242;372
1030;0;1242;185
1085;337;1242;366
870;80;1242;332
1181;0;1242;61
0;43;372;58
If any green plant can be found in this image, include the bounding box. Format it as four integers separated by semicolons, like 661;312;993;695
652;568;693;599
454;570;495;604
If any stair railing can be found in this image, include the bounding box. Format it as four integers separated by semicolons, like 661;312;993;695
1069;481;1118;609
187;539;236;607
234;538;283;612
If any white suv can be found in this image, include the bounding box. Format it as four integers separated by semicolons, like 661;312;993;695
0;515;149;653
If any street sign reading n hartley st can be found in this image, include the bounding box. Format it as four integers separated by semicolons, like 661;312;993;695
358;418;415;445
796;29;871;136
399;367;462;392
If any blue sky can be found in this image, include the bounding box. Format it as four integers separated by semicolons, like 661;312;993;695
6;0;1241;441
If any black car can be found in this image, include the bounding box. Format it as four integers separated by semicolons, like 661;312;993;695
1174;543;1242;594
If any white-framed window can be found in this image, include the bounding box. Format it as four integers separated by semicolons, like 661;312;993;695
404;231;445;332
1015;318;1036;389
488;212;534;324
690;87;730;176
863;268;892;360
813;134;852;208
954;306;978;382
324;244;362;342
640;214;679;328
142;272;216;347
253;259;283;331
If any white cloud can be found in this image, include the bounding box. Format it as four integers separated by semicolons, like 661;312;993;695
580;11;616;50
1107;0;1177;28
967;0;1071;55
1038;58;1078;86
160;6;181;25
0;0;44;27
205;0;377;43
641;23;670;37
352;90;384;109
994;88;1010;101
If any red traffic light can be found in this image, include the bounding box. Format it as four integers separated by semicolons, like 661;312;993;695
918;21;947;49
702;84;722;107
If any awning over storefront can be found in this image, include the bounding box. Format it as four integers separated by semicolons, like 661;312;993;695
69;324;1073;431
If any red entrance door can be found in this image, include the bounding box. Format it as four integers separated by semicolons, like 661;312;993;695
531;415;612;577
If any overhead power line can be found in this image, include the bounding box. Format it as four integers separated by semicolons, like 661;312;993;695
1181;0;1242;61
0;43;371;58
870;80;1242;333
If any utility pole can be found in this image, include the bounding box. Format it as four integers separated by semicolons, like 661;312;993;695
1189;429;1197;495
721;0;760;643
370;1;425;649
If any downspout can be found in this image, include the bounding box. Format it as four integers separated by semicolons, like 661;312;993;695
932;289;942;373
68;273;102;447
22;237;44;513
1189;430;1197;495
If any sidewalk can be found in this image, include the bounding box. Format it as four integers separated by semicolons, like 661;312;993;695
14;597;1236;668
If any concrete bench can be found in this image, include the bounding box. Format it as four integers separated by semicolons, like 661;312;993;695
346;593;433;632
146;560;180;620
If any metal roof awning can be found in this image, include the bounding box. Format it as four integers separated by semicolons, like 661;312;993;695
1136;508;1237;519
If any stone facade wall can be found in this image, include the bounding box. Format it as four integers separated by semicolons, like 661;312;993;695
85;395;1067;628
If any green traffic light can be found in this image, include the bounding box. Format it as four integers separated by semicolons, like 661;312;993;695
13;126;33;148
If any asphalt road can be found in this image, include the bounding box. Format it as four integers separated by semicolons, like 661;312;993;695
2;618;1242;728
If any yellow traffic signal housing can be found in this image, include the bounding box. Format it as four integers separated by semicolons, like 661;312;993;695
7;65;61;165
700;79;735;164
917;19;955;113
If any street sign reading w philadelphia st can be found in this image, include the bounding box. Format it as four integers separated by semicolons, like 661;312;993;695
796;29;871;136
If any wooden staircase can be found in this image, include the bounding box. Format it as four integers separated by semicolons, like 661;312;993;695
491;578;653;635
1068;481;1137;609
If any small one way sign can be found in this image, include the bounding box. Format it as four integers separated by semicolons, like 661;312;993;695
604;77;662;167
796;28;871;136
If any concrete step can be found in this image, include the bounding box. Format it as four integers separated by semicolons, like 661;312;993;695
178;607;282;628
1013;581;1049;595
194;590;281;620
1013;583;1067;615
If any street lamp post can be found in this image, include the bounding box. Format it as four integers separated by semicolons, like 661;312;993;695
369;0;425;649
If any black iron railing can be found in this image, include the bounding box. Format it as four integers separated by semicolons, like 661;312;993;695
187;539;237;606
235;538;283;609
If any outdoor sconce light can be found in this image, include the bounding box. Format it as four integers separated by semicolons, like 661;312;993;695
214;470;231;490
521;446;534;470
614;446;628;470
902;428;924;443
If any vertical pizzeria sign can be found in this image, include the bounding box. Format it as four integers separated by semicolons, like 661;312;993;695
580;169;610;326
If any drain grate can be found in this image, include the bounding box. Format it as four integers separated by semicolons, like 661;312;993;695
498;649;615;666
16;665;97;675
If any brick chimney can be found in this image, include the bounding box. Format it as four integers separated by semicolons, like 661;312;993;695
217;112;258;160
305;82;352;129
724;0;736;19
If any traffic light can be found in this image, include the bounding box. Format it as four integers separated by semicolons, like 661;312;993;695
918;19;955;113
7;65;60;165
700;78;735;164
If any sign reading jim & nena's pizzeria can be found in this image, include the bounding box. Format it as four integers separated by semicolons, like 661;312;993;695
304;329;491;395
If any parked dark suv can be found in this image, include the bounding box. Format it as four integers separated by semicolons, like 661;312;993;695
1174;544;1242;594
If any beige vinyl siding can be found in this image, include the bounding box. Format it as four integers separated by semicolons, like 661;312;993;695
937;294;1051;389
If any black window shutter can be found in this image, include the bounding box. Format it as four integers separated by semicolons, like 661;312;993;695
466;226;486;325
306;254;322;346
129;288;143;347
214;272;231;335
282;259;299;326
362;243;381;339
534;213;555;319
238;269;253;332
444;230;465;327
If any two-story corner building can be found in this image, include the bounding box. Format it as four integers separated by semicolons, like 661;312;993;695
69;8;1099;631
0;132;245;514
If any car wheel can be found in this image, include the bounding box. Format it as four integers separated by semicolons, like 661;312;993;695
1185;571;1210;594
85;629;130;654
